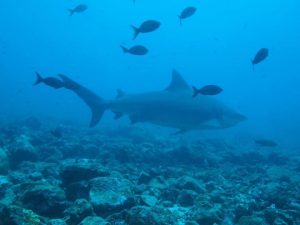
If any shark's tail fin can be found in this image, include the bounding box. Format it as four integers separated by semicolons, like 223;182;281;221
34;72;44;85
58;74;106;127
192;86;199;98
130;25;139;40
120;46;129;54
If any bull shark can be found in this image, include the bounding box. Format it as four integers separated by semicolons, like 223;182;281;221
57;70;246;132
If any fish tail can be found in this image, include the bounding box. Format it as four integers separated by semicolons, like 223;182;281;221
192;86;199;98
120;46;128;54
130;25;139;40
68;9;74;16
58;74;107;127
34;72;43;85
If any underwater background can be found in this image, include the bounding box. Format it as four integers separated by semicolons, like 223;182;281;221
0;0;300;224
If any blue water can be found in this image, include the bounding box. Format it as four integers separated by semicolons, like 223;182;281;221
0;0;299;148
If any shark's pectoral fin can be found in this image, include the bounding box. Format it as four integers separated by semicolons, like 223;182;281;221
217;113;247;128
114;112;123;120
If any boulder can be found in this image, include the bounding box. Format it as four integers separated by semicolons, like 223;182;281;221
0;148;9;175
78;216;109;225
89;177;134;216
19;182;66;217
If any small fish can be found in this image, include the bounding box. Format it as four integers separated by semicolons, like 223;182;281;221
34;72;64;89
68;4;88;16
51;127;63;138
179;6;197;24
255;139;278;147
192;85;223;97
121;45;148;55
252;48;269;69
131;20;161;40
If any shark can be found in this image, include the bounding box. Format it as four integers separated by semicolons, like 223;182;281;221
58;70;246;132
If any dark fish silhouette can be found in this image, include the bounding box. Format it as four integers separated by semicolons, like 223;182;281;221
121;45;148;55
255;139;278;147
57;74;80;90
51;127;63;138
192;85;223;97
131;20;161;40
34;72;64;89
179;6;197;24
68;4;88;16
252;48;269;69
56;70;246;130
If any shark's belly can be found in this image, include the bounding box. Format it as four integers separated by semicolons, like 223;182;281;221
108;94;219;129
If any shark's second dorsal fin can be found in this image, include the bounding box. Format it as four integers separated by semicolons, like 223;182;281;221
165;69;190;91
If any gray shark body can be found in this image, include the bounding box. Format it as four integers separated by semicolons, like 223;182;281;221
59;70;246;131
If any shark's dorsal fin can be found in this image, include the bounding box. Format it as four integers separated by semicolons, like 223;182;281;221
165;69;190;91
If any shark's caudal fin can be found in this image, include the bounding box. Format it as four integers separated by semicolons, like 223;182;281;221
120;46;129;54
34;72;44;85
130;25;139;40
58;74;106;127
192;86;199;98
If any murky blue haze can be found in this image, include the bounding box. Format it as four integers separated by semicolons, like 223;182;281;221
1;1;300;224
0;1;300;145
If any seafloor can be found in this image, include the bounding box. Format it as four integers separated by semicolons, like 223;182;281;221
0;117;300;225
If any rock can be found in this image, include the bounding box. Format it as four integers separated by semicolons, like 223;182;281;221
60;159;109;185
7;135;38;168
65;181;89;200
89;177;134;216
47;219;67;225
140;194;158;207
0;205;43;225
137;171;152;184
0;176;11;198
273;218;288;225
160;187;180;203
188;203;224;225
237;215;268;225
78;216;109;225
19;182;66;217
64;199;94;225
124;206;176;225
177;190;197;207
0;148;9;175
174;176;206;193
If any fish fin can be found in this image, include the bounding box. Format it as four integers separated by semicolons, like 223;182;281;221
68;9;75;16
192;86;199;98
178;15;182;25
116;89;126;98
130;25;139;40
120;46;128;54
34;72;43;85
58;74;106;127
165;69;190;91
114;112;123;120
